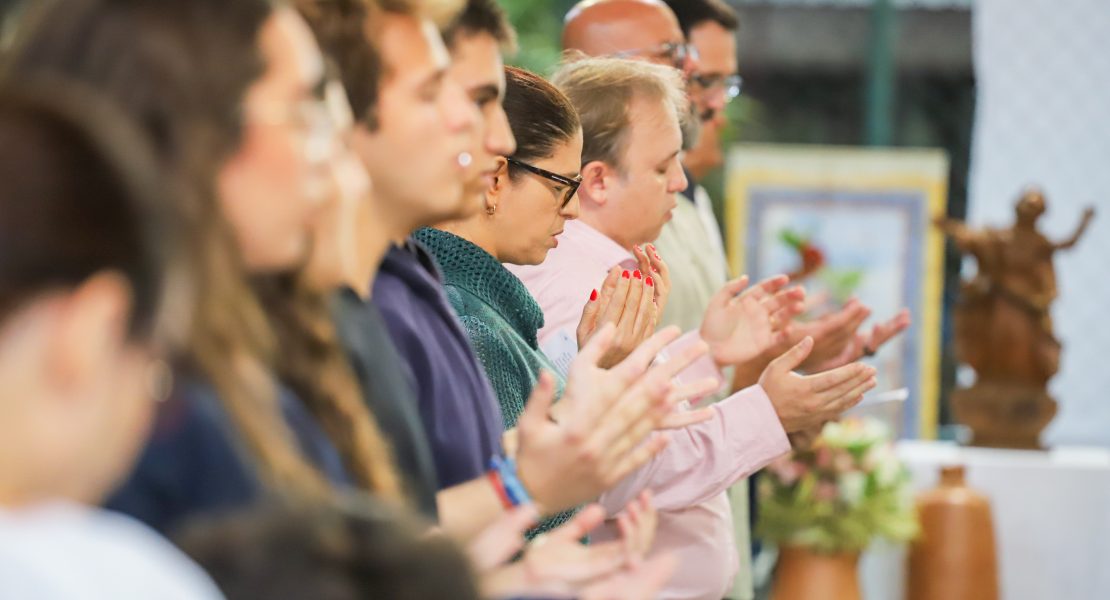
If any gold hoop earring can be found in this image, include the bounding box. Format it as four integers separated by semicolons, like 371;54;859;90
486;204;496;216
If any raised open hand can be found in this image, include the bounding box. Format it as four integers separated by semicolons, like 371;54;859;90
807;308;911;372
758;337;877;433
577;266;659;368
767;300;871;372
480;499;669;600
517;324;713;515
700;275;806;368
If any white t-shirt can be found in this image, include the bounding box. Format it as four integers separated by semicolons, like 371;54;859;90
0;502;224;600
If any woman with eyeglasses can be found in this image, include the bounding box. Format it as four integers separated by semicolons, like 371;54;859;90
415;65;671;450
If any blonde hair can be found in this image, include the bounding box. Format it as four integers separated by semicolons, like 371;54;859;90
551;56;687;172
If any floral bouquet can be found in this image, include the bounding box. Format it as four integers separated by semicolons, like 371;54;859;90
758;418;918;554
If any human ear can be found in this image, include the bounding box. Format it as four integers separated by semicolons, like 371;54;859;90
579;160;610;208
47;272;133;397
484;156;510;215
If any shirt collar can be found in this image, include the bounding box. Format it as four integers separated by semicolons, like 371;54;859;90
560;220;636;270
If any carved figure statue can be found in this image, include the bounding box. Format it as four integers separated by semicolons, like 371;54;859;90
935;187;1094;448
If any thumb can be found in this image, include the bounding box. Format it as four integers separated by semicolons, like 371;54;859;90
576;321;616;368
577;288;602;338
518;371;557;433
770;336;814;374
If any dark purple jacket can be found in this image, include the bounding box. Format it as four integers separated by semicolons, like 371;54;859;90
372;240;504;489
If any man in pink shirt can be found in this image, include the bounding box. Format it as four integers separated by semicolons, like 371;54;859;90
509;56;878;600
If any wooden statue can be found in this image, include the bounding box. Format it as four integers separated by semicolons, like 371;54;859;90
935;187;1095;448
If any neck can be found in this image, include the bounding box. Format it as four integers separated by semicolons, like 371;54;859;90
344;202;392;298
434;216;501;262
577;210;634;251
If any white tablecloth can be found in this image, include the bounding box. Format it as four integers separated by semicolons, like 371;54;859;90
859;441;1110;600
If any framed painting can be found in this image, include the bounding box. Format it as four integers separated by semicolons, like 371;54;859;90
725;144;948;439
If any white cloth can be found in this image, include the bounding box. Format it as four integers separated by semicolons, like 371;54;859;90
859;441;1110;600
0;502;225;600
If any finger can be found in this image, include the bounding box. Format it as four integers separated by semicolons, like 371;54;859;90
815;364;875;402
566;541;631;581
668;377;721;406
632;244;653;278
467;505;540;570
808;362;875;393
547;503;607;543
601;433;669;486
741;274;789;304
812;300;863;336
577;287;603;340
597;266;623;305
646;244;671;296
767;336;814;374
636;335;710;386
591;376;672;454
516;371;558;433
573;322;617;371
769;301;806;333
830;377;878;414
580;553;679;600
873;309;911;347
646;244;666;276
622;271;646;333
761;286;806;317
610;325;684;381
631;279;656;340
598;268;633;326
616;512;634;559
621;501;643;564
655;407;715;429
707;276;750;313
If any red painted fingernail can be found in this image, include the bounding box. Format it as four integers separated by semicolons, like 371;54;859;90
645;276;654;287
590;289;598;301
622;270;630;279
633;270;642;280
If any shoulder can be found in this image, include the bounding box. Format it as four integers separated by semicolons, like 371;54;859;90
0;505;223;600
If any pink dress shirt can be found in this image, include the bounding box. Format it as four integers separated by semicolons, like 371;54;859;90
507;220;791;600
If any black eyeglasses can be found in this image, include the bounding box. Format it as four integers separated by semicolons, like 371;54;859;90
506;157;581;208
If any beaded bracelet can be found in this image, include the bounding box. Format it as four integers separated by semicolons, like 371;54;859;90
489;455;532;507
486;468;513;509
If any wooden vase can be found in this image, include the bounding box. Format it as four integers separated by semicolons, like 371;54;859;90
772;546;861;600
907;465;999;600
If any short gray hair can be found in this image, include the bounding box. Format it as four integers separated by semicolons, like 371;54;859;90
552;56;687;171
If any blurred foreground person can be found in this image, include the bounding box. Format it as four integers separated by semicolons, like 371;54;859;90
7;0;402;533
0;83;220;600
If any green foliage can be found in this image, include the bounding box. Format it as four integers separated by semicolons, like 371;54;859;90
500;0;575;76
758;418;919;554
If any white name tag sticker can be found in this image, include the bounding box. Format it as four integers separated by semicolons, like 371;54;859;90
539;329;578;379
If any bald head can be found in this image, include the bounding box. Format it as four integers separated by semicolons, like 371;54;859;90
563;0;684;63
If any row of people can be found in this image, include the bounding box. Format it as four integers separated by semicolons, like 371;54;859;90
0;0;906;598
